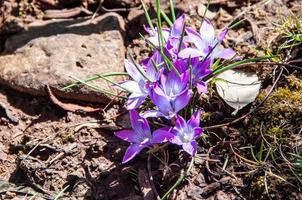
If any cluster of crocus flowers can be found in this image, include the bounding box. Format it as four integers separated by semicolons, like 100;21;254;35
115;14;235;163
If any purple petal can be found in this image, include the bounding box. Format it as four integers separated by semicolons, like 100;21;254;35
169;135;183;145
127;93;147;110
199;18;215;43
185;27;204;51
122;144;146;163
174;59;188;74
152;127;174;143
187;110;201;128
174;114;187;131
214;48;236;59
173;89;193;113
171;14;185;37
182;141;197;156
150;85;172;115
125;59;144;82
115;130;139;143
144;25;154;35
193;127;203;138
120;80;141;93
217;29;228;42
196;82;208;94
129;110;151;138
178;48;203;59
141;110;165;118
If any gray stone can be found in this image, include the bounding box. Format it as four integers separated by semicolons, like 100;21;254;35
0;13;125;103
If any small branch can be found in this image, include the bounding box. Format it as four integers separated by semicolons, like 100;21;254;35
147;154;160;200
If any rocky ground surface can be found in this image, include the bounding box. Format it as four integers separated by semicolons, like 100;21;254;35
0;0;302;199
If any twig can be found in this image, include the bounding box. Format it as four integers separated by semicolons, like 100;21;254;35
43;7;92;19
91;0;130;19
0;101;18;124
147;154;160;200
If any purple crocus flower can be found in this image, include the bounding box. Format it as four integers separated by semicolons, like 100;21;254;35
145;14;185;47
143;70;192;119
119;59;158;110
179;19;236;62
115;110;172;163
169;110;203;156
174;58;212;93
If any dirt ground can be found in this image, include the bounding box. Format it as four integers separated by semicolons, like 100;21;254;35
0;0;302;199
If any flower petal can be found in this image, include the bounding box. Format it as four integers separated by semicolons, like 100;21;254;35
185;27;204;51
175;114;187;131
152;127;174;143
127;93;147;110
150;85;172;116
182;141;197;156
119;80;141;93
171;14;185;37
129;110;151;138
217;29;228;42
115;130;139;143
122;144;146;163
196;82;208;94
199;18;215;43
214;48;236;60
187;109;201;128
173;89;192;114
125;59;144;82
179;48;203;59
193;127;203;138
141;110;165;118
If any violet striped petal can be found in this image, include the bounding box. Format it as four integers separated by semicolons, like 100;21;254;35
152;128;174;143
182;141;197;156
127;93;147;110
185;27;204;51
214;48;236;59
129;110;151;138
125;59;144;82
196;82;208;94
171;14;185;37
141;110;165;118
179;48;203;59
119;80;141;93
193;127;203;138
173;89;192;114
199;18;215;43
122;144;146;163
115;130;140;143
187;110;201;128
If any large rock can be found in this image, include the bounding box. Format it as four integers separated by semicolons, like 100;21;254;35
0;13;125;103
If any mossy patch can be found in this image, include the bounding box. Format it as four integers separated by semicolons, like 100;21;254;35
247;76;302;140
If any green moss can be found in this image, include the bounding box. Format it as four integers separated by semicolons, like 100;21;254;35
247;77;302;140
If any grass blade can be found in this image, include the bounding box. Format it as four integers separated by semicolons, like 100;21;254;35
169;0;176;22
141;0;155;32
156;0;165;49
69;75;126;99
178;22;186;53
202;56;276;81
160;10;173;27
62;72;128;90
